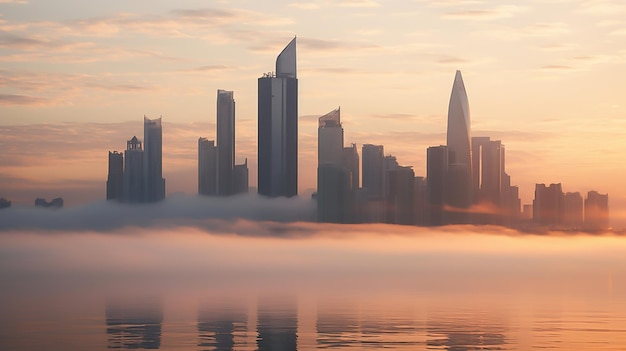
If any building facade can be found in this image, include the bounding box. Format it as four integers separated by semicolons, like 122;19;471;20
143;116;165;202
217;89;235;196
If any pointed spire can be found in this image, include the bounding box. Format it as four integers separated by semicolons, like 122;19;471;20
276;37;297;78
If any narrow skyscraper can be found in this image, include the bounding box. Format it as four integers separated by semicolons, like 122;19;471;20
258;37;298;197
123;136;144;203
361;144;384;200
198;138;217;196
217;89;235;196
143;116;165;202
446;70;472;209
106;151;123;200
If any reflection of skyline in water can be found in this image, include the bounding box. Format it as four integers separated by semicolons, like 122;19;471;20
105;297;163;350
197;300;247;351
427;309;508;351
257;296;298;351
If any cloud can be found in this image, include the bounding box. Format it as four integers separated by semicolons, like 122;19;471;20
0;0;28;3
579;0;626;15
0;93;49;106
443;5;528;20
288;2;321;10
0;194;316;232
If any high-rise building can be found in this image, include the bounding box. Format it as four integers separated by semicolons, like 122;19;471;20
563;192;583;229
471;137;502;206
362;144;384;200
343;143;359;192
446;70;472;209
584;190;609;231
317;108;351;223
386;166;415;225
143;116;165;202
198;138;217;196
427;145;448;226
233;159;249;194
123;136;144;203
106;151;123;201
217;89;235;196
533;183;563;226
258;37;298;197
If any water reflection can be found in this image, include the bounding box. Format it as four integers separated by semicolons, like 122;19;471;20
257;295;298;351
197;299;247;351
105;297;163;349
426;312;508;350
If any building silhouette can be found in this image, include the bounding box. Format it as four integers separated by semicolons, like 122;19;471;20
143;116;165;202
107;151;124;201
563;192;583;229
362;144;384;200
198;138;217;196
584;190;609;231
427;145;448;225
386;166;415;225
233;159;249;194
533;183;563;226
446;70;473;211
35;198;63;208
217;89;235;196
123;136;144;203
471;137;502;207
258;37;298;197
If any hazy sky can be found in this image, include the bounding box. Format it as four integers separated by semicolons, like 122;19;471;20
1;0;626;224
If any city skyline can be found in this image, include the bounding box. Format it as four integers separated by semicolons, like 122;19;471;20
1;0;625;226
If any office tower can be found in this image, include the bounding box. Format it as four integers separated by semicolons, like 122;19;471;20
362;144;384;200
343;143;359;192
143;116;165;202
446;70;472;209
563;192;583;229
427;145;448;225
533;183;564;226
386;166;415;225
584;191;609;231
258;37;298;197
198;138;217;196
233;159;249;194
123;136;144;203
318;108;343;165
317;108;350;223
106;151;123;201
414;176;429;226
471;137;502;206
217;89;235;196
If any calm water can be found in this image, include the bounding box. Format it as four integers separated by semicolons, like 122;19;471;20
1;224;626;350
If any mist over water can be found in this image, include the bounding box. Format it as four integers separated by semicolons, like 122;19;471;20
2;222;626;350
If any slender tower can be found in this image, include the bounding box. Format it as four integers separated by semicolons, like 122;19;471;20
143;116;165;202
446;70;472;209
258;37;298;197
217;89;235;196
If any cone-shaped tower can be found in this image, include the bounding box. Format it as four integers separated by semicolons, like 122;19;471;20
446;70;472;209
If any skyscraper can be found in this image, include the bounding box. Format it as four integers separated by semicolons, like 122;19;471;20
361;144;384;200
446;70;472;209
584;190;609;231
217;89;235;196
533;183;563;226
106;151;123;200
471;137;502;206
143;116;165;202
427;145;448;226
123;136;143;203
233;159;249;194
258;37;298;197
198;137;217;196
563;192;583;228
317;108;350;223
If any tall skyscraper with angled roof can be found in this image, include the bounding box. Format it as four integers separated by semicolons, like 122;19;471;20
446;70;473;210
258;37;298;197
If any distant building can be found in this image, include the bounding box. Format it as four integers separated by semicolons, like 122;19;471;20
35;197;63;208
563;192;583;229
533;183;563;226
414;176;429;226
427;145;448;226
386;166;415;225
362;144;384;200
106;151;124;200
198;138;217;196
446;70;473;210
584;191;609;231
0;198;11;209
233;159;249;194
258;37;298;198
217;89;235;196
471;137;502;206
143;116;165;202
123;136;144;203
